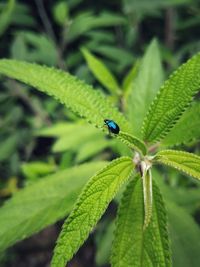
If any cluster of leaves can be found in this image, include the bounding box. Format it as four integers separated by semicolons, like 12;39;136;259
0;36;199;267
0;0;135;194
0;0;200;186
0;1;200;267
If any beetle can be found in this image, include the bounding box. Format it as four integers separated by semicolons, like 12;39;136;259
104;119;120;134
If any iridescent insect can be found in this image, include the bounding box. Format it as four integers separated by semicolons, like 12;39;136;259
104;119;120;134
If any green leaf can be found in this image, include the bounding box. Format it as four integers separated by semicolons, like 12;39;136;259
0;0;15;36
85;30;115;43
152;169;200;266
118;131;147;155
0;161;106;252
143;52;200;142
8;3;36;27
0;134;19;161
122;60;140;94
142;169;153;229
90;45;134;71
12;31;57;65
111;177;171;267
0;60;131;133
11;34;27;60
52;126;102;152
153;168;200;213
154;150;200;180
95;220;115;266
162;102;200;146
167;201;200;267
67;12;127;42
21;161;56;180
53;1;69;26
111;176;144;267
37;122;83;137
76;136;110;163
124;0;191;15
51;157;134;267
127;39;164;137
81;48;120;94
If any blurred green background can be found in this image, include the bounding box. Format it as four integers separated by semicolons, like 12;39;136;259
0;0;200;266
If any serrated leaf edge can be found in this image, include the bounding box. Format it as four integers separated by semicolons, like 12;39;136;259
51;156;134;266
154;149;200;180
142;52;200;143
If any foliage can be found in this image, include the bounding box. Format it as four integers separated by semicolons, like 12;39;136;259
111;176;170;267
162;102;200;146
52;157;133;266
142;52;200;142
0;1;200;267
0;43;200;266
155;150;200;180
127;39;164;137
0;161;106;251
81;47;120;95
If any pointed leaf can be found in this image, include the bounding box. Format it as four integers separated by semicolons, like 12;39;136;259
111;176;171;267
154;150;200;180
143;52;200;142
0;161;106;252
81;48;120;94
162;102;200;146
51;157;134;267
0;59;131;133
117;131;147;155
122;61;140;93
127;39;164;137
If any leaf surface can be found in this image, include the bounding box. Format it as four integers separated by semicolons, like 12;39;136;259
162;102;200;146
21;161;56;179
68;12;127;42
0;59;131;133
82;48;120;94
51;157;133;267
153;169;200;267
95;220;115;266
37;122;84;137
118;131;147;155
153;168;200;213
0;161;106;251
122;60;140;94
52;126;102;152
143;52;200;142
76;136;110;163
155;150;200;180
92;45;134;71
111;177;171;267
127;39;164;137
